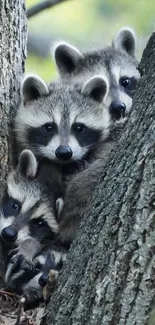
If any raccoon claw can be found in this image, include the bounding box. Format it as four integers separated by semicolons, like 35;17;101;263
20;259;35;272
8;248;18;259
10;253;24;266
10;253;34;271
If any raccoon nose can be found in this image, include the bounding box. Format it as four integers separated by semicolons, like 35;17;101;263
109;101;126;120
38;274;48;287
1;227;17;242
55;146;72;160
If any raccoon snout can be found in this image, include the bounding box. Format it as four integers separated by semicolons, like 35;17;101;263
109;101;126;120
38;273;48;287
55;146;72;160
1;227;17;242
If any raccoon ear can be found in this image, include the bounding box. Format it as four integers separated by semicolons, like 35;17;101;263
22;75;49;104
53;41;84;76
112;27;136;57
55;198;64;220
19;150;38;179
82;76;107;103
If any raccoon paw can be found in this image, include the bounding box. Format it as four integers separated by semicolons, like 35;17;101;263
22;259;35;272
10;252;35;271
20;258;35;272
8;248;18;259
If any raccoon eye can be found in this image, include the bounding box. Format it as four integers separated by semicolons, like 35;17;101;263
73;123;86;133
43;123;54;133
120;77;131;88
38;221;44;227
12;201;20;211
36;219;46;228
1;198;21;217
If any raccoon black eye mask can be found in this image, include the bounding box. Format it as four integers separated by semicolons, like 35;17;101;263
120;76;137;97
14;74;110;167
71;123;102;148
53;27;140;120
1;197;21;217
27;122;58;146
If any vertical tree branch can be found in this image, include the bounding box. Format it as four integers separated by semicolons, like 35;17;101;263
0;0;27;284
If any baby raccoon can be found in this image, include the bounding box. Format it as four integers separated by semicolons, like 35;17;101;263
14;74;112;170
5;247;66;307
53;27;140;120
0;149;64;270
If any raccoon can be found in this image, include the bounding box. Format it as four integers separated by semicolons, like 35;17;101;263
0;149;65;270
5;247;66;306
14;74;112;172
52;27;140;120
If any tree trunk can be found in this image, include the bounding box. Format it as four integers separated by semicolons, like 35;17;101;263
43;33;155;325
0;0;27;281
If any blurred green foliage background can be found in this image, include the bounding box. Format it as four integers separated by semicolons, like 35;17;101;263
26;0;155;82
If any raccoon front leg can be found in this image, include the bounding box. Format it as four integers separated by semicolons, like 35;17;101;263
10;238;43;271
59;158;106;244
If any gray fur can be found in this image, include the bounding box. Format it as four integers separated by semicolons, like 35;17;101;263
0;150;64;269
14;77;111;166
5;246;66;305
53;27;140;117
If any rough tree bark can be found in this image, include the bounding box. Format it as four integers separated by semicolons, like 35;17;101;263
0;1;27;279
43;33;155;325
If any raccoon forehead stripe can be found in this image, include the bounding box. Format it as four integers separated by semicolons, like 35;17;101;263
43;214;58;233
16;107;54;129
76;109;110;131
7;176;26;202
111;64;139;82
7;179;41;209
22;196;41;213
31;203;53;219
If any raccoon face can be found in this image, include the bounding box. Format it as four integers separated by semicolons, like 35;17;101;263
35;249;65;288
5;248;66;303
53;27;140;120
0;150;62;246
15;75;110;163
